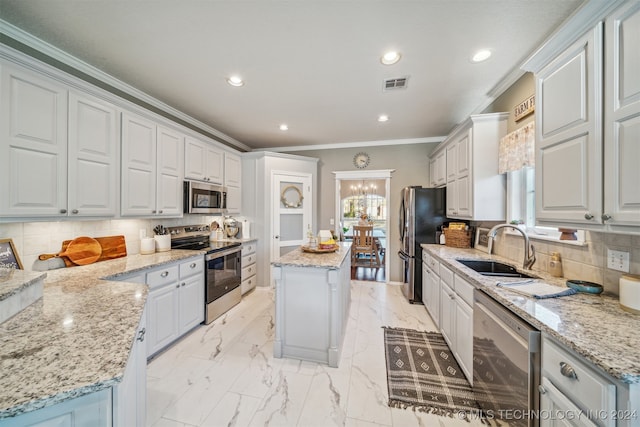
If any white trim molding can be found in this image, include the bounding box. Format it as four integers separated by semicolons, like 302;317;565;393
265;137;445;153
332;170;395;180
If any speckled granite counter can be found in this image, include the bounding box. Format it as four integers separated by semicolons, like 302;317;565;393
272;242;351;269
422;244;640;385
0;269;45;323
0;250;204;419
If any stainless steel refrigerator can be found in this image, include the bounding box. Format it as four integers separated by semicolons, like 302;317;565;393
398;186;447;303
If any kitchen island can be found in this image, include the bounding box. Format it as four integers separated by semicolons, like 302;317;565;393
272;242;351;367
0;250;203;422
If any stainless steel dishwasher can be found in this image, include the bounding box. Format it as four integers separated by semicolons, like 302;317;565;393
473;289;541;427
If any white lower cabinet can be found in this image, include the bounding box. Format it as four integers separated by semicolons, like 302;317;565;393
0;389;111;427
422;252;440;328
146;255;204;358
437;263;473;383
540;335;617;427
241;241;257;295
113;307;147;427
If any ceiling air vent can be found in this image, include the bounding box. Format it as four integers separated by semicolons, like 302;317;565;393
383;76;409;91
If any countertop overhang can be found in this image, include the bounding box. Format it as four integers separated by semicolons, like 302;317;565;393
0;250;205;419
422;244;640;385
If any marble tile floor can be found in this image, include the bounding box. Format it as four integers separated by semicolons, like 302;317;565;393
147;281;497;427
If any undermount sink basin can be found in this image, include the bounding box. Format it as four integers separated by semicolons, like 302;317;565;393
456;259;536;279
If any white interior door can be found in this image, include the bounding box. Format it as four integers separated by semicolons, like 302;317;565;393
272;172;312;260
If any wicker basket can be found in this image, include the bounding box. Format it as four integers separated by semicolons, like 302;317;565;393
443;227;472;248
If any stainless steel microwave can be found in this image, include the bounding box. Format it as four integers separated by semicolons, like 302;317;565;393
183;181;227;214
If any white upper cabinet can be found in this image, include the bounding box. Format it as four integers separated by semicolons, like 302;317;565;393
224;151;242;213
604;1;640;228
156;126;184;216
184;136;223;184
68;91;118;217
534;24;603;226
441;113;508;220
528;0;640;232
0;64;68;217
121;112;184;217
0;63;118;218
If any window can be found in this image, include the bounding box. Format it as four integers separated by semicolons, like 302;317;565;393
507;167;585;243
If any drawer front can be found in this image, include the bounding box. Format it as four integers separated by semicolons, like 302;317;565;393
542;337;616;419
454;275;474;306
146;265;179;288
179;256;204;278
241;276;256;294
242;253;256;267
241;264;256;281
428;256;439;273
440;264;454;287
422;251;431;264
242;243;256;256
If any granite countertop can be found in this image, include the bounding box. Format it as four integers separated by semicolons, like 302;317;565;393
422;244;640;385
0;249;204;419
272;242;351;269
0;269;46;302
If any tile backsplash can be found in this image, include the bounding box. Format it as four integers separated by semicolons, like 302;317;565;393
491;230;640;295
0;215;243;271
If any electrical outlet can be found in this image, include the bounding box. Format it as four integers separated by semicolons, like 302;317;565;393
607;249;630;273
330;218;334;225
139;229;147;240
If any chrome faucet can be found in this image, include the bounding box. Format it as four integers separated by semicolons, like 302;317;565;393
487;224;536;270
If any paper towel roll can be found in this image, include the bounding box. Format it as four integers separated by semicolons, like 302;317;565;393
242;220;250;239
620;274;640;314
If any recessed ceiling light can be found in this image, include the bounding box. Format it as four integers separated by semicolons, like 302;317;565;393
279;124;289;131
471;49;492;63
378;114;389;122
381;51;401;65
227;75;244;86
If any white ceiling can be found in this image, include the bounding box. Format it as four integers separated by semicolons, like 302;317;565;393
0;1;584;152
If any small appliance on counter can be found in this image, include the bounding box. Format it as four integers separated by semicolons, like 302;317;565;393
224;216;240;238
620;274;640;314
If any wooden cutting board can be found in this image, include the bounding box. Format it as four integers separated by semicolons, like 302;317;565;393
41;235;127;267
38;236;102;265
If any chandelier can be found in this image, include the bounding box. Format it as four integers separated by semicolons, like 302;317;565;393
350;181;377;196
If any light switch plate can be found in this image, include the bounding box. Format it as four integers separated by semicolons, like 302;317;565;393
607;249;630;272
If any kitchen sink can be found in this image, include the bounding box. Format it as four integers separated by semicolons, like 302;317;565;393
456;259;536;279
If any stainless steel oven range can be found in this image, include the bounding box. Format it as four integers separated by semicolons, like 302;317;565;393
169;225;242;324
473;289;541;427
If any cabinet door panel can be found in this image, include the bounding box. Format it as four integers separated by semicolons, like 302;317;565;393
121;113;156;215
157;126;184;216
68;92;117;216
147;285;179;357
454;300;473;384
178;275;204;333
541;52;588;136
536;24;603;225
0;66;67;216
605;2;640;227
206;147;223;183
184;137;206;180
456;174;472;218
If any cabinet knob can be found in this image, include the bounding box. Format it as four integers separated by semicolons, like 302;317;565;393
161;271;169;278
559;361;578;380
181;282;186;287
538;385;547;394
176;284;180;288
158;210;163;214
601;214;612;222
584;213;594;220
190;262;197;268
152;210;157;214
71;209;79;214
60;209;67;214
137;328;146;342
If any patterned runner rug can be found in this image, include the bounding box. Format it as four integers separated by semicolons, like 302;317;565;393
383;327;490;422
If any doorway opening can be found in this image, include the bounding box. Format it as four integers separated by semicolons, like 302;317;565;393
334;170;394;283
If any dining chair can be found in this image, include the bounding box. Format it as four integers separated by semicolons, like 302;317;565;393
351;225;381;267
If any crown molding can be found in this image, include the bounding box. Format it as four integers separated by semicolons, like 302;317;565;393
332;170;395;180
521;0;627;73
0;19;250;152
264;137;444;153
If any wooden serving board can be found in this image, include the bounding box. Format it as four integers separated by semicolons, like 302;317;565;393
301;244;339;253
57;235;127;267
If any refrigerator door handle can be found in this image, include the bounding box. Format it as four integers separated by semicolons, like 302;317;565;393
398;251;409;261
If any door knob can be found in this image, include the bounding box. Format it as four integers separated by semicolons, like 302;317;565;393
275;235;280;239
